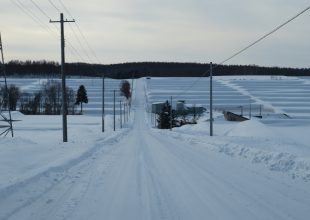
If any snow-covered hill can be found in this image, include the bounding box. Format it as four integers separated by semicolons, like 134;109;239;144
0;77;309;220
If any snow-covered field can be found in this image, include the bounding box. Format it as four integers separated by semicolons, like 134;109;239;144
6;77;128;115
146;76;310;179
0;76;309;220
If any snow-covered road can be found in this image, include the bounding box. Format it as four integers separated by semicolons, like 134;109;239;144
1;80;309;220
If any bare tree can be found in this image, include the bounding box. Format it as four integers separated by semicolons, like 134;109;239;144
119;80;131;100
6;85;21;111
67;87;76;115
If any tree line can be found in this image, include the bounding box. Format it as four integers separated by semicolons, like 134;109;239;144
4;60;310;78
0;81;88;115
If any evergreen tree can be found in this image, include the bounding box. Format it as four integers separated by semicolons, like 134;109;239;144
75;85;88;114
157;100;176;129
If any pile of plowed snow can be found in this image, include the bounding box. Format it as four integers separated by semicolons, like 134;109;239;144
226;119;278;138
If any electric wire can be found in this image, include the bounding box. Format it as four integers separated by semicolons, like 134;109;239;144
58;0;102;64
68;23;93;63
73;23;102;64
57;0;73;19
220;6;310;65
11;0;88;62
11;0;55;34
9;1;309;82
48;0;61;13
30;0;50;20
46;0;90;62
46;0;93;62
173;6;310;99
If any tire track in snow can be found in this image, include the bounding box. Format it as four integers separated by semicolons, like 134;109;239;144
148;129;310;220
0;130;131;220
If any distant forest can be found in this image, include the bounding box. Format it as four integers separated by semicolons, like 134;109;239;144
4;60;310;78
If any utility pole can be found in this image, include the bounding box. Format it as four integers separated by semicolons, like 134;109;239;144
210;62;213;136
249;98;252;119
123;102;127;124
120;100;122;129
126;103;129;122
113;90;116;131
131;73;134;96
170;96;173;131
102;74;105;132
50;13;75;142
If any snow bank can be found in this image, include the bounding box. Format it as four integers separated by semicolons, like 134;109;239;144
167;129;310;181
225;119;278;138
163;115;310;181
0;113;133;197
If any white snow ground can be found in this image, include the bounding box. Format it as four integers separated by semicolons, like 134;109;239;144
0;77;309;220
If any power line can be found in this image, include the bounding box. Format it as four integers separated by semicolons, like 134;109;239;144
32;0;88;62
48;0;61;13
219;6;310;65
28;0;62;38
174;6;310;99
58;0;102;64
58;0;74;18
11;0;55;34
30;0;50;20
12;0;84;62
26;0;100;66
58;0;96;63
73;23;102;63
47;0;102;68
10;0;88;62
68;23;92;62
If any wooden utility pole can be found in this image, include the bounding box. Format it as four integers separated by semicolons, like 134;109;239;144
102;74;105;132
170;96;173;131
113;90;116;131
120;101;122;129
123;102;127;124
210;62;213;136
50;13;75;142
249;98;252;119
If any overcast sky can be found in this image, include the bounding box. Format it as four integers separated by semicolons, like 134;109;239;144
0;0;309;68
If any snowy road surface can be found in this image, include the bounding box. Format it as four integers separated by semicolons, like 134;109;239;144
1;80;309;220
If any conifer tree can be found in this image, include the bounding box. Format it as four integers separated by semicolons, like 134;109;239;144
75;85;88;114
157;100;176;129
